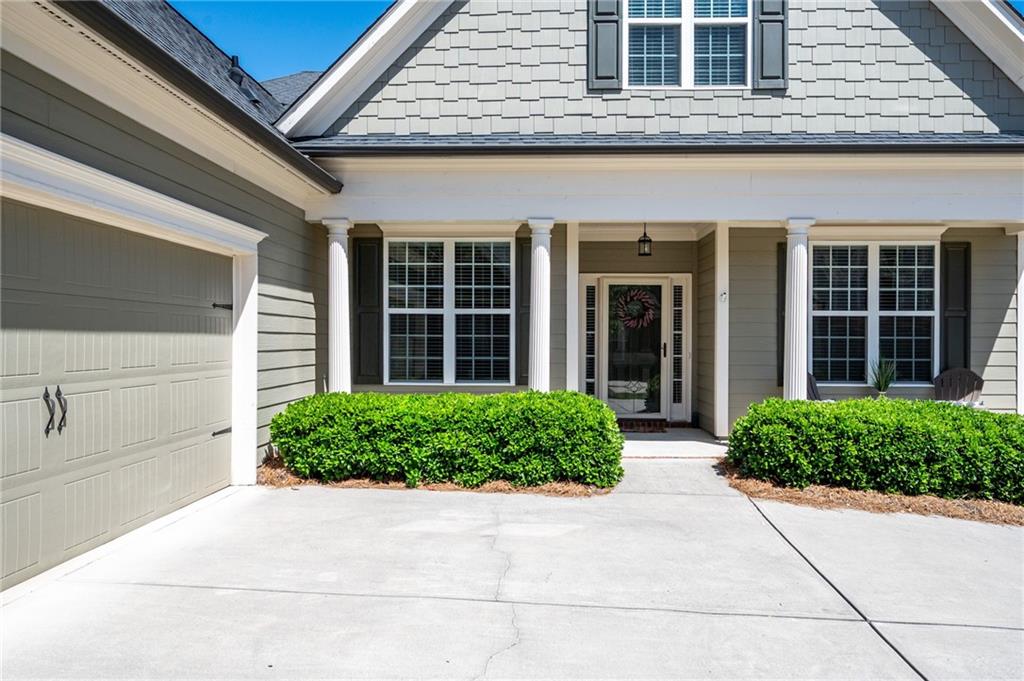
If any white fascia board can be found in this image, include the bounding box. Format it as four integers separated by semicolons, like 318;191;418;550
277;0;453;138
1;134;267;256
305;156;1024;225
934;0;1024;91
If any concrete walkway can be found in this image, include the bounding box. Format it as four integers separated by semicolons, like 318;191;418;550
3;445;1021;679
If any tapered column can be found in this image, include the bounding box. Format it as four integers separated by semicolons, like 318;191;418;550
783;219;814;400
325;219;352;393
528;218;553;391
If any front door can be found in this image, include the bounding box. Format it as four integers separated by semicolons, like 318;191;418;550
603;281;668;418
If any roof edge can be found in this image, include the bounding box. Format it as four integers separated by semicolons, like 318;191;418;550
54;0;342;194
933;0;1024;92
276;0;453;138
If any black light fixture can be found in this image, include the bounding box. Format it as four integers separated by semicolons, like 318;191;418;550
637;223;653;257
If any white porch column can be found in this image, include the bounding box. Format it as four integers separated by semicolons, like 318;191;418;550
713;224;730;437
783;218;814;400
325;218;352;393
528;218;554;391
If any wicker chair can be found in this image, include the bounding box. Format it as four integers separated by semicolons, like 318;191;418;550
932;368;985;404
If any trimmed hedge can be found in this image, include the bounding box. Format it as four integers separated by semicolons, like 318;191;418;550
728;398;1024;504
270;391;625;488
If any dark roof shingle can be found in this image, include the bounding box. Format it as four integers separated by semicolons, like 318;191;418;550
100;0;285;124
262;71;322;107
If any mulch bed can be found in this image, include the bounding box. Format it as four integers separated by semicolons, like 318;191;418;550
718;460;1024;527
257;455;609;498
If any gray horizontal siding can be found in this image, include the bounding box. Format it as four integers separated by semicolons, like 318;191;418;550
696;234;716;433
0;52;328;450
332;0;1023;137
729;229;784;427
580;241;697;274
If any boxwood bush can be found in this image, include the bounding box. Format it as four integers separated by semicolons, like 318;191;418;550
728;398;1024;504
270;391;625;488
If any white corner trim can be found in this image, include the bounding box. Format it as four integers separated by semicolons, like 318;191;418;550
565;221;580;392
933;0;1024;91
231;253;259;485
0;134;267;255
1018;232;1023;415
277;0;453;137
714;224;730;437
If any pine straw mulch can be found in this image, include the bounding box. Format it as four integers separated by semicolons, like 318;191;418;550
717;460;1024;527
256;455;610;498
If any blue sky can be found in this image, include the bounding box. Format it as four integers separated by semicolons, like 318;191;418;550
175;0;1024;82
170;1;393;81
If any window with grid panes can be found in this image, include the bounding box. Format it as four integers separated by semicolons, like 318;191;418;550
809;243;938;385
625;0;749;88
385;239;512;384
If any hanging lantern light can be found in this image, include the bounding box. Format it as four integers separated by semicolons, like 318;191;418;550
637;223;653;257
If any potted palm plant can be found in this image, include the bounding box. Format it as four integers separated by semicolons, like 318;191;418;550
870;359;897;398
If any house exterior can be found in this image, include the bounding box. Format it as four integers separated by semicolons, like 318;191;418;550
1;0;1022;587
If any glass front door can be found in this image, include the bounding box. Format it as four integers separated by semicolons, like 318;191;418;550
605;283;665;417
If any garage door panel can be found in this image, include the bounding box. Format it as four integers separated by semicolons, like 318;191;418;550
1;200;233;590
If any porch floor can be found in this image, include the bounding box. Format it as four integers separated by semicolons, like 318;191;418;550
622;427;727;459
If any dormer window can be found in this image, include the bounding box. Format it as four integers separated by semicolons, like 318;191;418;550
624;0;750;89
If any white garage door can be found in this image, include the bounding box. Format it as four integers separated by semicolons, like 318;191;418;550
1;200;233;588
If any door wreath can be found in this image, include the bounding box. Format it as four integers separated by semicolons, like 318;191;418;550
615;288;657;329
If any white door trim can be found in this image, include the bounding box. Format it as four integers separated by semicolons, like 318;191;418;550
0;134;266;484
581;274;693;422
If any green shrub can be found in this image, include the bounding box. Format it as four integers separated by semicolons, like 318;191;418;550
270;391;625;488
728;398;1024;504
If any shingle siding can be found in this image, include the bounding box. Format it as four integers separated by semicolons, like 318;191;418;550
330;0;1023;137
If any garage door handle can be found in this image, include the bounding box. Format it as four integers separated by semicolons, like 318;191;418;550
42;387;56;436
55;385;68;434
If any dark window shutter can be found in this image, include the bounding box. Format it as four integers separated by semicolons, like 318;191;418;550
352;237;383;384
516;238;531;386
777;241;786;387
753;0;787;89
588;0;622;91
940;242;971;372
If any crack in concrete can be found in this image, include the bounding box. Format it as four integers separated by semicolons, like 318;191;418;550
476;603;521;681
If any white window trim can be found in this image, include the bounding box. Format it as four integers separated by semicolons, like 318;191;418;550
807;241;941;388
622;0;752;90
383;236;515;387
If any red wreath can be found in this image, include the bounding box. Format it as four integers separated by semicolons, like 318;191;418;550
615;288;657;329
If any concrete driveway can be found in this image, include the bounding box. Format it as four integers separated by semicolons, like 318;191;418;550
3;446;1022;679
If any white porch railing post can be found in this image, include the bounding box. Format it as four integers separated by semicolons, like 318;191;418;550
325;218;352;393
528;218;554;391
783;218;814;400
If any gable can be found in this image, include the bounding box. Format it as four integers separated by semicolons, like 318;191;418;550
311;0;1024;138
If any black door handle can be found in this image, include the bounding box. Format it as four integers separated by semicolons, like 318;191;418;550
663;342;667;358
55;385;68;434
42;387;55;437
